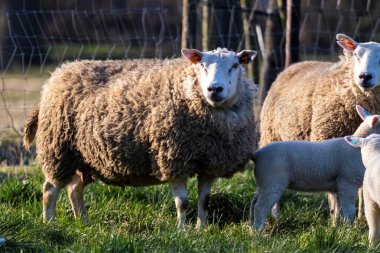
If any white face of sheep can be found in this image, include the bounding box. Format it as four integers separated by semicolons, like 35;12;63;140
181;48;257;107
337;34;380;92
345;134;380;154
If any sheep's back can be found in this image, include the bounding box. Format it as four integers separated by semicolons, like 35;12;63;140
37;59;185;185
259;57;380;146
260;61;333;146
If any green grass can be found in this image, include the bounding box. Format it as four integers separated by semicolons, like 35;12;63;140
0;165;378;252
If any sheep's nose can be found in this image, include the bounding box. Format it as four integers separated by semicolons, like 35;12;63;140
359;72;373;81
207;86;224;94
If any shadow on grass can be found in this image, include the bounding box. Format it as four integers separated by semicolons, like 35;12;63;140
1;219;75;252
186;192;250;228
0;240;43;252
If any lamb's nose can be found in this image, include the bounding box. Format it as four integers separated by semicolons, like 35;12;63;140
207;86;223;94
359;72;373;81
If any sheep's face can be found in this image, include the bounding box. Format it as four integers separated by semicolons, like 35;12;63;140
182;48;256;107
337;34;380;92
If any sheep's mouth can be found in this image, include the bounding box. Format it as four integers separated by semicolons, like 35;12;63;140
357;82;376;92
206;97;226;107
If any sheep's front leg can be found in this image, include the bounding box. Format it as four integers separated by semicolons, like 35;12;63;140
358;187;365;219
169;178;188;229
42;180;62;222
364;188;380;245
337;185;357;223
196;174;215;229
67;171;87;221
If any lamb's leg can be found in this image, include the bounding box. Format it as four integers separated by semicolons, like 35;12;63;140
328;192;339;225
196;174;215;229
271;202;281;219
337;186;357;223
251;185;286;231
364;188;380;245
327;192;341;226
169;178;188;229
67;171;87;221
42;180;62;222
358;187;365;219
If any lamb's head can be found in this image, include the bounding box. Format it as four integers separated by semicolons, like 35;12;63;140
345;134;380;167
181;48;257;107
337;33;380;92
354;105;380;137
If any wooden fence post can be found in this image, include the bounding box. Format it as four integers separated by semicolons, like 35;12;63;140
285;0;300;67
181;0;189;49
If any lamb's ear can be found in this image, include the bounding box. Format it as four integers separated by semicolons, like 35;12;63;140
336;34;357;52
344;136;363;147
238;50;257;64
181;49;202;64
356;105;371;120
370;116;379;128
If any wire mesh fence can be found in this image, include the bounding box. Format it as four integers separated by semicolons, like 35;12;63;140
0;0;379;149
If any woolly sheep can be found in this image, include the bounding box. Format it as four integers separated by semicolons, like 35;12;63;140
249;107;380;230
260;33;380;218
345;134;380;245
23;48;258;228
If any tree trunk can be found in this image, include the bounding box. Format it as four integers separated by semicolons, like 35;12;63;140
285;0;300;67
202;0;209;51
258;0;285;110
240;0;253;79
181;0;189;49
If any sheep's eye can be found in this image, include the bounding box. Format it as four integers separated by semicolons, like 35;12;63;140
228;63;239;74
200;63;207;73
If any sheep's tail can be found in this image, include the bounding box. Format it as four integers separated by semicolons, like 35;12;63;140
23;105;39;150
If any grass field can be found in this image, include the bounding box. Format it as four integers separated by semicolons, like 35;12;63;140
0;165;378;252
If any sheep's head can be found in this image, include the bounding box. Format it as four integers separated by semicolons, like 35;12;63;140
337;33;380;92
181;48;257;107
345;134;380;167
356;105;380;127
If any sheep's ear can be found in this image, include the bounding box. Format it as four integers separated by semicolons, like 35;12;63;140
356;105;371;120
370;116;379;128
344;136;363;147
181;49;202;64
238;50;257;64
336;34;357;52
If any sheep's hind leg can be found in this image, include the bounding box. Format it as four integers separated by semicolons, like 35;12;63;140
67;171;88;221
196;174;215;229
42;180;63;222
169;178;188;229
251;186;286;231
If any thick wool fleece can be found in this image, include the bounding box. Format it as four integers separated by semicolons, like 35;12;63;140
260;53;380;146
25;58;257;186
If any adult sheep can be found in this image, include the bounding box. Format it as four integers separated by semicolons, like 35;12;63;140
23;48;258;228
260;33;380;218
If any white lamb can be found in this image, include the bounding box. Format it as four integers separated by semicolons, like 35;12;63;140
345;133;380;245
250;106;380;230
